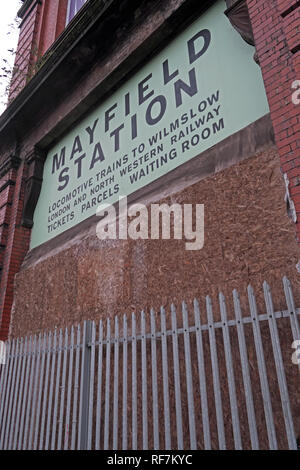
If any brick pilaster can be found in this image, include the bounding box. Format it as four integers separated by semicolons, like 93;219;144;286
247;0;300;238
0;160;31;340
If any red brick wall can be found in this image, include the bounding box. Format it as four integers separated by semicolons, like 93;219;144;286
247;0;300;238
2;0;300;341
35;0;68;57
0;0;70;338
9;0;68;101
0;163;31;340
0;177;16;275
9;2;41;101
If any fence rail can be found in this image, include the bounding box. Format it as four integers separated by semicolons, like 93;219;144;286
0;277;299;450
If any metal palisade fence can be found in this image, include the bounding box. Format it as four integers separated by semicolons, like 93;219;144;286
0;276;299;450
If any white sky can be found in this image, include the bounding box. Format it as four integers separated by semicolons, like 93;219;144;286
0;0;23;115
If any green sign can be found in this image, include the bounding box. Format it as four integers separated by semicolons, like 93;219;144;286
31;0;269;249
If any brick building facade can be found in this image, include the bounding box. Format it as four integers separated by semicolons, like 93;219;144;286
0;0;298;339
0;0;299;451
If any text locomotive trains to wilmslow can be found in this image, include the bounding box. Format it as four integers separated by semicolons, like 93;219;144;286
51;29;212;192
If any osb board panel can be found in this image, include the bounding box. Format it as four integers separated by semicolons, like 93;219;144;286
11;146;300;337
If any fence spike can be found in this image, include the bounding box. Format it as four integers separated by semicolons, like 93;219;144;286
219;292;242;450
39;332;52;450
247;284;277;449
171;304;183;450
161;306;171;449
19;336;33;450
182;301;197;450
113;316;119;450
233;289;259;450
3;338;19;450
28;333;42;450
95;320;103;450
151;308;159;450
104;318;111;450
64;326;74;450
263;281;297;450
193;298;211;449
8;338;24;450
132;312;137;450
206;295;226;450
57;328;69;450
122;315;128;450
141;310;148;450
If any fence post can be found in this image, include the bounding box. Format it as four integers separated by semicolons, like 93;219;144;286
79;320;93;450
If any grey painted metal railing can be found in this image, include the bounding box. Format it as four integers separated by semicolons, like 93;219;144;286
0;276;299;450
